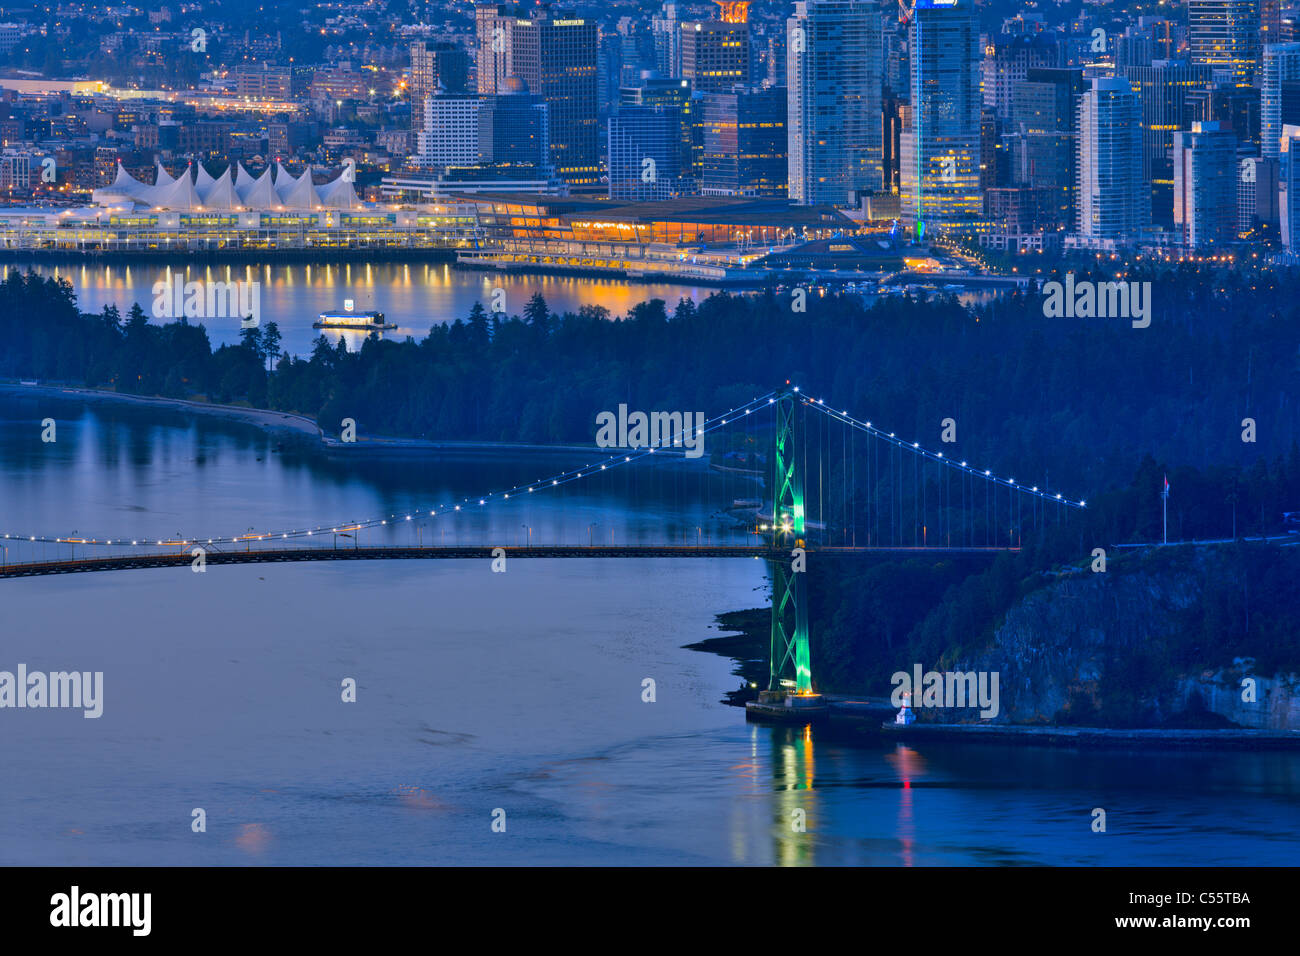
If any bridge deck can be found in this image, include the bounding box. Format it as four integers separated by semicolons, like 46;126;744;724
0;545;1014;578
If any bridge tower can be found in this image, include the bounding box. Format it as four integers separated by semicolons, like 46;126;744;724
768;390;813;695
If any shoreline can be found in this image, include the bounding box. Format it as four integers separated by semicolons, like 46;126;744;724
0;382;614;456
687;606;1300;751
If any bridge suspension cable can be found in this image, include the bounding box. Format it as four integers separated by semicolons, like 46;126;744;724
0;385;1085;554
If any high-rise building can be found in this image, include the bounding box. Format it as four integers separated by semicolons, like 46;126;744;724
475;4;514;95
1008;67;1086;231
1238;155;1279;232
410;41;470;133
622;76;696;188
1188;0;1261;85
608;105;686;199
1125;59;1212;226
1277;124;1300;249
786;0;882;206
1173;120;1238;246
700;87;786;196
1185;80;1261;152
651;3;682;77
680;2;750;94
417;94;480;170
981;33;1061;120
478;78;550;167
899;0;982;233
1075;77;1146;242
510;11;600;187
1262;42;1300;156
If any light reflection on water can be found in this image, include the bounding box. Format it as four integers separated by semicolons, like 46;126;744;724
17;261;714;357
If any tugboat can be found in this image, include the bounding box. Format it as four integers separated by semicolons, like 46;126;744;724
313;309;397;331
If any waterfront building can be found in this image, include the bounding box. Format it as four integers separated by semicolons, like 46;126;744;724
786;0;883;206
509;11;600;188
416;94;480;171
699;87;786;197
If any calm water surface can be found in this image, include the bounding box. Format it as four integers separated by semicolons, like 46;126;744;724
2;397;1300;865
18;261;714;357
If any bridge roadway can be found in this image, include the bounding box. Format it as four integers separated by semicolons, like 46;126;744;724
0;544;1013;578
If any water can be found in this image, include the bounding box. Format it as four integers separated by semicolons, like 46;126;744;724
13;261;713;357
4;396;1300;865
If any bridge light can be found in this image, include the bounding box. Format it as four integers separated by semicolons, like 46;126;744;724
1032;486;1037;492
1080;501;1086;507
1056;494;1062;499
937;452;943;458
985;470;991;475
961;461;967;466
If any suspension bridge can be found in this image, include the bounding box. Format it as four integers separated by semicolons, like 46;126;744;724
0;386;1085;703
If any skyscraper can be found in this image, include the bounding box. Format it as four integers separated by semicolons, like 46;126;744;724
680;2;750;94
1125;59;1212;226
510;10;600;187
1188;0;1261;85
410;41;469;135
1075;77;1146;242
786;0;882;206
608;105;686;199
1262;41;1300;156
1173;121;1239;247
475;3;514;95
700;87;787;196
900;0;982;233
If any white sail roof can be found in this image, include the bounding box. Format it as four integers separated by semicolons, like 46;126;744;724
279;168;321;210
91;160;362;211
154;160;175;188
273;162;296;203
194;162;217;195
199;166;240;210
152;169;202;211
238;166;279;208
318;172;361;210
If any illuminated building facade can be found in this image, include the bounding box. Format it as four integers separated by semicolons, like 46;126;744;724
1126;59;1213;226
786;0;882;206
900;0;982;234
1188;0;1261;85
1261;42;1300;157
1173;120;1238;247
1075;77;1146;242
680;2;750;94
510;12;600;188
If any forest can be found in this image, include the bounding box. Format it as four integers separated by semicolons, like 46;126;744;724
2;263;1298;703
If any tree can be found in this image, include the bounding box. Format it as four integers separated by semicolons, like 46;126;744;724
261;321;282;372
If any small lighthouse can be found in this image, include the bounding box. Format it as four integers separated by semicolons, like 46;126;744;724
894;692;916;725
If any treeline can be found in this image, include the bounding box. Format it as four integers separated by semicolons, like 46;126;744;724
1;263;1298;542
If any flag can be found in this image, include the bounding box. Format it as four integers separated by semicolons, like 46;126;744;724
1163;474;1170;495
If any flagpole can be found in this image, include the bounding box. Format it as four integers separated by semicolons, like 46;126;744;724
1162;474;1168;545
